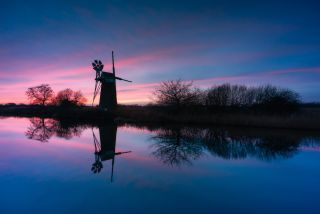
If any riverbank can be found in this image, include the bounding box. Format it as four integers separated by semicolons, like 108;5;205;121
116;105;320;131
1;104;320;131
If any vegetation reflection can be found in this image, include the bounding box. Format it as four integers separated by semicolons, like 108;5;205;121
25;118;86;142
150;127;320;167
25;118;320;170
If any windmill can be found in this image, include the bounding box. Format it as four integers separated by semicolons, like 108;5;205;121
92;51;131;111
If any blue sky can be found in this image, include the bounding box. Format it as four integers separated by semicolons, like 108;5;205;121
1;0;320;103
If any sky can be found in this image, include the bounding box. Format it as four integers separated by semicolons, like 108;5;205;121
1;0;320;104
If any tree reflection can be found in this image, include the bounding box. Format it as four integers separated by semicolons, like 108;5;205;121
25;118;57;142
25;117;85;142
55;123;84;139
203;130;301;161
25;118;320;170
151;128;203;167
150;127;319;167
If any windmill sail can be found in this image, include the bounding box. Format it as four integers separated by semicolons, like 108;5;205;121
115;76;132;82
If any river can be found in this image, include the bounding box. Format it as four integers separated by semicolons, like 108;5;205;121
0;117;319;214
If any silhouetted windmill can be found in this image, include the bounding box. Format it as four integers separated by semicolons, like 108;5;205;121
92;51;131;111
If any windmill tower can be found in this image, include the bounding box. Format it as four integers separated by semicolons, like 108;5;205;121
92;51;131;111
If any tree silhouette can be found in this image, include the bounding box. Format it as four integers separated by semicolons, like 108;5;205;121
26;84;54;106
205;84;300;111
153;79;201;109
52;88;87;106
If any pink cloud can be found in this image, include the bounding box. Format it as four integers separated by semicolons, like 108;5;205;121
300;146;320;152
264;67;320;76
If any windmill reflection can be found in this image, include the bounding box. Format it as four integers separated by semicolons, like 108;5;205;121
151;127;320;167
91;125;131;182
25;118;131;182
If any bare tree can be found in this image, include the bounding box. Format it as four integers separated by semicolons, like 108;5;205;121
153;79;200;108
73;90;87;106
206;84;231;106
53;88;87;106
55;88;73;103
26;84;54;106
254;85;300;110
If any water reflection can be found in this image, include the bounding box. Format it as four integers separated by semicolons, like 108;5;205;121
150;126;320;167
2;117;319;213
25;118;85;142
25;118;130;181
151;128;203;167
92;125;131;181
24;118;320;170
25;118;57;142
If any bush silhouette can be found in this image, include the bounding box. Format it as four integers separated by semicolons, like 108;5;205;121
153;81;300;113
52;88;87;107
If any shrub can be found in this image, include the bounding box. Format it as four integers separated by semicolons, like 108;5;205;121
205;84;300;112
53;88;87;107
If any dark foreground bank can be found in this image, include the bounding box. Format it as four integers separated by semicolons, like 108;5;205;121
1;104;320;131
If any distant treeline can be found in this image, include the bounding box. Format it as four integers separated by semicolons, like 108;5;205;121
153;80;302;112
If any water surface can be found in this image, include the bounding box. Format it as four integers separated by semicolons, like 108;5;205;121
1;117;320;214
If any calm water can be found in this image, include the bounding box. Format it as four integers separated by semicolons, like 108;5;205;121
1;117;320;214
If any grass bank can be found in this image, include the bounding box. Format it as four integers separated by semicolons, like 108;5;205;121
116;105;320;131
1;104;320;131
